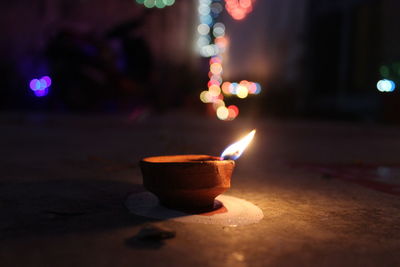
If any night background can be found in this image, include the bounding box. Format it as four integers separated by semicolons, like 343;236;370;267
1;1;400;266
1;0;399;122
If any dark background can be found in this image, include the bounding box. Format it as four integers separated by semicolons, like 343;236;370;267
0;0;399;123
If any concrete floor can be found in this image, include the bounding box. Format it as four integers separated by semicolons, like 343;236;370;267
0;112;399;267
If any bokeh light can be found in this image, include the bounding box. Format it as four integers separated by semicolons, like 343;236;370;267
228;105;239;117
198;4;211;15
230;82;238;94
200;90;213;103
216;106;229;120
200;44;218;57
210;63;223;75
33;88;49;97
155;0;166;8
226;106;238;120
377;79;396;92
196;0;261;121
213;22;225;37
254;82;261;94
144;0;155;8
247;82;257;94
199;14;213;25
164;0;175;6
236;85;249;98
380;65;390;77
29;76;51;97
29;79;40;91
209;84;221;96
197;24;210;35
210;75;223;85
208;79;220;87
225;0;255;20
209;56;222;64
239;80;249;87
211;2;223;15
215;36;228;49
136;0;175;8
41;76;52;87
221;82;231;94
197;36;211;47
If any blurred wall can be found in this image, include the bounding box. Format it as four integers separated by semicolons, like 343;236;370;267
0;0;197;80
381;0;400;61
222;0;308;86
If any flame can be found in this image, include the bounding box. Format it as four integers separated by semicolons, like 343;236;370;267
220;129;256;160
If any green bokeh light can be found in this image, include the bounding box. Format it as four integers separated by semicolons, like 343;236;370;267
380;65;390;78
144;0;155;8
163;0;175;6
155;0;166;8
137;0;175;8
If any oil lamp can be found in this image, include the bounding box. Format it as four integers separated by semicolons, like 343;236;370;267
140;130;256;211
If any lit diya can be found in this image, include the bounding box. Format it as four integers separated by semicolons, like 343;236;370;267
140;130;256;211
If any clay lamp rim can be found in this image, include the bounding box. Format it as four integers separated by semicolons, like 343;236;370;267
140;154;235;211
141;154;234;165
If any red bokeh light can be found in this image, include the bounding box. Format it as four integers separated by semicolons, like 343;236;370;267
225;0;255;21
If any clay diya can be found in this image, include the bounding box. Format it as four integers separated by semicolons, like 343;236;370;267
139;130;256;211
140;155;235;211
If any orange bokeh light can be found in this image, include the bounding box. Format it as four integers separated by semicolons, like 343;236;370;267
225;0;254;21
221;82;232;94
215;37;229;48
198;0;261;121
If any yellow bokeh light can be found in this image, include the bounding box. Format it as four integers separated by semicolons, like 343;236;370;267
196;0;261;120
208;84;221;96
210;63;223;75
200;90;212;103
216;106;229;120
236;85;249;98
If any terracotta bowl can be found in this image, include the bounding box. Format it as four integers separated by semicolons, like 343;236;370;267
140;155;235;211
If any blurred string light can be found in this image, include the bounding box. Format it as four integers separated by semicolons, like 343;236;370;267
135;0;175;8
377;79;396;93
29;76;51;97
196;0;225;57
377;62;400;92
197;0;261;121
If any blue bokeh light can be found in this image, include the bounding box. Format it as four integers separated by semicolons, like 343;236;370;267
377;79;396;92
29;76;52;97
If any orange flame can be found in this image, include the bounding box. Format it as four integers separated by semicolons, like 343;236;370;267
220;129;256;160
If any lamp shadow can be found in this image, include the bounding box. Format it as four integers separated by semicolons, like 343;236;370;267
124;223;176;250
0;179;160;241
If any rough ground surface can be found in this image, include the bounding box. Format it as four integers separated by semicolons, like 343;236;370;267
0;112;399;267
